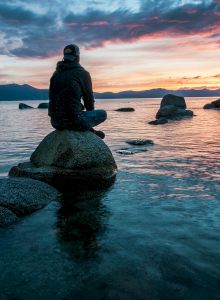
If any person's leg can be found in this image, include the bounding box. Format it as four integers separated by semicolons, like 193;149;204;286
78;110;107;130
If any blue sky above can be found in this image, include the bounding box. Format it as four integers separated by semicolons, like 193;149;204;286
0;0;220;91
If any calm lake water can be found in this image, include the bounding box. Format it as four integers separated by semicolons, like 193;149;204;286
0;98;220;299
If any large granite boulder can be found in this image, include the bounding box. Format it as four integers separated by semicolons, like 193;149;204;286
203;99;220;109
9;130;117;190
160;94;186;109
0;177;59;227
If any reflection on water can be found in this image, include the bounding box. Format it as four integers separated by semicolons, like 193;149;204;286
57;189;110;262
0;98;220;299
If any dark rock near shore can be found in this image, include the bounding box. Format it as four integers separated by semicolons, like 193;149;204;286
9;130;117;190
38;102;49;109
203;99;220;109
115;107;135;112
19;103;34;109
148;118;168;125
0;177;59;226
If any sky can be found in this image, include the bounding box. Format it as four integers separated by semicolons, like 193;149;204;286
0;0;220;92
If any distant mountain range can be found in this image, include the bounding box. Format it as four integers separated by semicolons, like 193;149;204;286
0;84;220;101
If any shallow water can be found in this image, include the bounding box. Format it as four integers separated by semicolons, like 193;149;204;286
0;98;220;299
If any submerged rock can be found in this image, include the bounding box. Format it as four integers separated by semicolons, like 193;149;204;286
9;130;117;190
126;139;154;146
115;107;135;112
0;177;59;226
19;103;34;109
148;118;168;125
116;149;134;155
38;102;49;109
203;99;220;109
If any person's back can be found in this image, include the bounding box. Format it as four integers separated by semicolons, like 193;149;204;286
48;44;106;138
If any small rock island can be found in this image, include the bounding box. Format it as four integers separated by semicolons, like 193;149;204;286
9;130;117;190
149;94;194;125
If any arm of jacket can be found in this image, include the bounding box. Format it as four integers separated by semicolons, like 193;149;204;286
81;71;95;111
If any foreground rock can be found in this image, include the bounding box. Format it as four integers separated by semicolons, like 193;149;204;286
0;207;18;227
149;94;193;124
203;99;220;109
0;177;59;227
38;102;49;109
19;103;34;109
115;107;135;112
9;130;117;190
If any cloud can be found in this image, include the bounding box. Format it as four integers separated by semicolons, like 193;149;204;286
0;0;220;58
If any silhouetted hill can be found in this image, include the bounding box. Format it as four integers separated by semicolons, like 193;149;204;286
0;84;48;100
0;84;220;100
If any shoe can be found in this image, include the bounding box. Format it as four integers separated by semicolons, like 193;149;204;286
89;128;105;139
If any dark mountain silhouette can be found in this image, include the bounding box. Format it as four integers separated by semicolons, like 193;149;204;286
0;84;220;101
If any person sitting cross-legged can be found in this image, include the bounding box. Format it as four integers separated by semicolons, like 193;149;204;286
48;44;106;139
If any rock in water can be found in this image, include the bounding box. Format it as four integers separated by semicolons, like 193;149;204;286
156;105;178;119
203;103;215;109
116;149;134;155
115;107;135;112
148;118;168;125
38;102;49;109
0;177;59;226
155;94;193;121
19;103;34;109
126;139;154;146
160;94;186;109
9;130;117;190
203;99;220;109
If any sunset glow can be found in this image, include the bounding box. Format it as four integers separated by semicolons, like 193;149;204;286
1;0;220;92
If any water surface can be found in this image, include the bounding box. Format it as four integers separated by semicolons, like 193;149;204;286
0;98;220;299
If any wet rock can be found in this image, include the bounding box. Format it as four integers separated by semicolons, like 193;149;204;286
115;107;135;112
203;103;215;109
126;139;154;146
148;118;168;125
156;105;178;119
160;94;186;109
176;109;194;117
19;103;34;109
0;206;18;227
116;149;134;155
9;130;117;190
156;94;193;121
203;99;220;109
38;102;49;109
0;177;59;218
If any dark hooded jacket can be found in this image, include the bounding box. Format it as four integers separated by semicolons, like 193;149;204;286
48;60;95;127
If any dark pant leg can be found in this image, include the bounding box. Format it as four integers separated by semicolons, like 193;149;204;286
77;110;107;130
